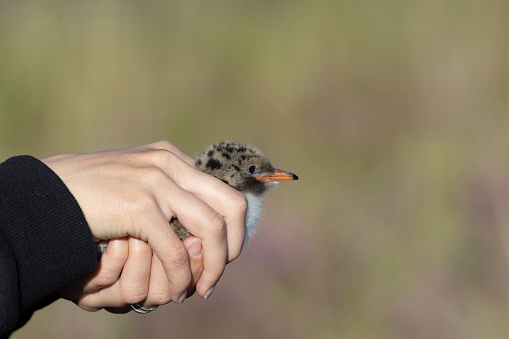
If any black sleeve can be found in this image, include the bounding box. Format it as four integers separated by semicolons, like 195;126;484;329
0;156;98;338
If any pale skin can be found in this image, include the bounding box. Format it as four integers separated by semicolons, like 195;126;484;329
59;236;205;312
42;141;248;312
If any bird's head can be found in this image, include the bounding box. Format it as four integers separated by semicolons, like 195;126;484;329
195;141;298;196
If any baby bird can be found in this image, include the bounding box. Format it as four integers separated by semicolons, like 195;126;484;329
97;141;297;255
178;141;298;241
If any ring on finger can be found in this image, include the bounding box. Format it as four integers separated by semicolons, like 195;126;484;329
130;303;159;314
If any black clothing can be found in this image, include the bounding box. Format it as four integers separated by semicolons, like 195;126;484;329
0;156;98;337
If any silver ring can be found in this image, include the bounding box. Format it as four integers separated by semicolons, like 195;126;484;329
130;303;159;314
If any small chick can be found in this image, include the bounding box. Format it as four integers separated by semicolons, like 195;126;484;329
97;141;297;255
193;141;298;241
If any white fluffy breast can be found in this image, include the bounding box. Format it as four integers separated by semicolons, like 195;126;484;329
243;192;264;242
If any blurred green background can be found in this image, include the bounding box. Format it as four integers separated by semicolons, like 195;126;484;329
3;0;509;338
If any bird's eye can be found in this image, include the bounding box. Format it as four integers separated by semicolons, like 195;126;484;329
248;165;256;174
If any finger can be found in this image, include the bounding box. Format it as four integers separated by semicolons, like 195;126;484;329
159;185;227;299
59;238;128;301
142;254;172;307
82;238;129;294
117;237;153;305
83;251;177;312
74;240;154;313
158;158;247;262
143;237;203;303
77;279;128;312
189;177;247;262
183;237;204;297
133;207;191;303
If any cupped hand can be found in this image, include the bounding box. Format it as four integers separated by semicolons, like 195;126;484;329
60;236;204;312
43;140;247;302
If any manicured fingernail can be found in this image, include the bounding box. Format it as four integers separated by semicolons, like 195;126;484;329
178;291;187;304
188;241;203;259
204;286;215;300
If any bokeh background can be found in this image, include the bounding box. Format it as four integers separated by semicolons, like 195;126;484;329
3;0;509;338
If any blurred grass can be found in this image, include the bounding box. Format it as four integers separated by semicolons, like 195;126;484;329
3;0;509;338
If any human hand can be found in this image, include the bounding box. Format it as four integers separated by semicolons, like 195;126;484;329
60;236;204;312
43;140;247;302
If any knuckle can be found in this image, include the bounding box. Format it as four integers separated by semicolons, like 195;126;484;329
142;165;168;186
150;140;175;150
151;293;172;305
95;271;119;287
228;247;243;262
105;245;129;263
131;193;158;217
201;266;225;287
231;191;248;215
147;149;176;168
121;286;149;305
167;244;189;268
76;299;101;312
207;212;226;237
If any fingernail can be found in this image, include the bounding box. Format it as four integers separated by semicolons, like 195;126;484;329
178;291;187;304
204;286;215;300
188;241;203;259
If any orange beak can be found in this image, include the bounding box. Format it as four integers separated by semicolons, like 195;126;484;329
256;169;299;182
